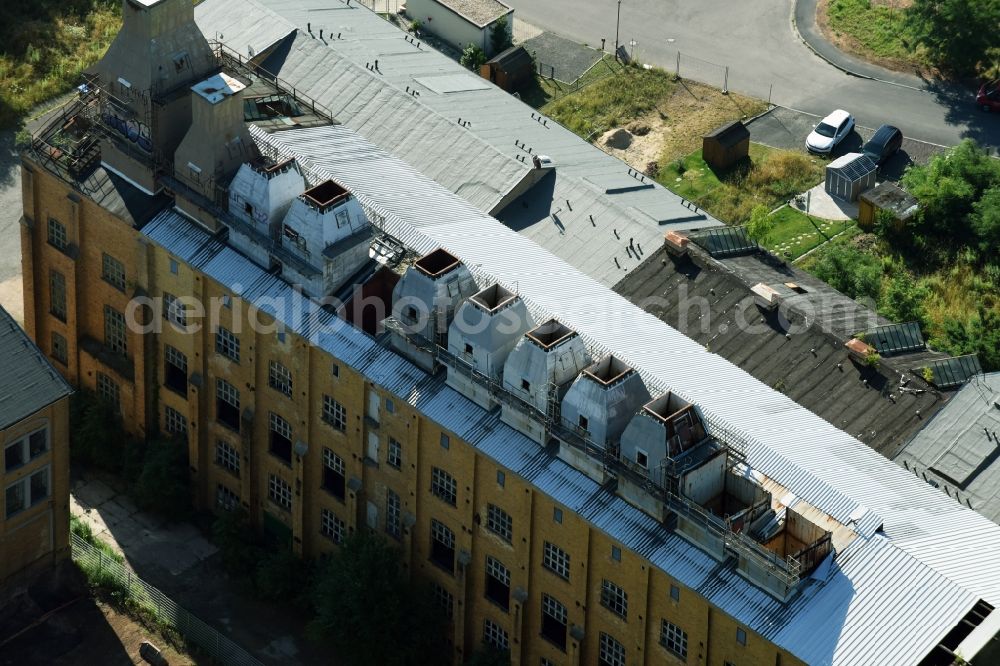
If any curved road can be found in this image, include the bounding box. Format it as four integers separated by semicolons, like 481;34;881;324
507;0;999;150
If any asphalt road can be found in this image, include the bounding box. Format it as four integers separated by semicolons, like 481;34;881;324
505;0;1000;150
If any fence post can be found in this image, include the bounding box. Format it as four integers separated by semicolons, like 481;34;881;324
675;52;681;78
722;66;729;95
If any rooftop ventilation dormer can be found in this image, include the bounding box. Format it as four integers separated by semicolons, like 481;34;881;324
94;0;217;193
620;393;707;477
560;355;651;450
174;72;257;228
272;178;372;296
226;157;305;265
500;320;590;445
390;248;477;371
446;283;533;409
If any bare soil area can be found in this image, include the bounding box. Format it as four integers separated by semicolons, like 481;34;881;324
598;80;766;174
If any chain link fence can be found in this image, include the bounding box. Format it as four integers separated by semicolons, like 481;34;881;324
666;49;775;105
71;533;264;666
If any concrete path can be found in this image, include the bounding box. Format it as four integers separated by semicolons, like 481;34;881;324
71;476;219;576
499;0;1000;151
70;473;324;666
793;183;857;221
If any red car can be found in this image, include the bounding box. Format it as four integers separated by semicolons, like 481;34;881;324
978;80;1000;112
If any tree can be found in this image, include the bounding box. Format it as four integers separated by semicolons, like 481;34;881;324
310;531;448;666
904;0;1000;75
810;244;882;303
460;44;487;71
490;17;512;55
879;271;928;330
70;390;125;472
971;186;1000;256
935;307;1000;372
745;204;774;245
132;436;191;522
901;139;1000;252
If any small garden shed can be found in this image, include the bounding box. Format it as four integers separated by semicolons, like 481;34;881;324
702;121;750;171
858;181;919;230
825;153;876;202
480;45;533;92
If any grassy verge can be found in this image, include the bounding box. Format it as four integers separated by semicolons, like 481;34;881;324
519;56;624;109
820;0;927;72
768;206;855;260
541;63;675;139
0;0;121;129
657;145;827;224
70;515;196;656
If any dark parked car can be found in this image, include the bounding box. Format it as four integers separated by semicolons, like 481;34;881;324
862;124;903;165
978;81;1000;112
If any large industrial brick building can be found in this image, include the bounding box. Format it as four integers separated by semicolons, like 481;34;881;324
16;0;1000;664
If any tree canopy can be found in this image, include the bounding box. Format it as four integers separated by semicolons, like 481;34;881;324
310;531;448;666
904;0;1000;75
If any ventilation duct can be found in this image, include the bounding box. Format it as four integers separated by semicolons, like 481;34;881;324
391;248;476;371
278;179;373;295
95;0;217;193
446;283;533;409
173;72;258;228
560;355;651;451
500;319;590;445
226;158;305;264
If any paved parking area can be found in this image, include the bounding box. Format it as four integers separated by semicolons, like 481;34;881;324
521;32;603;83
748;106;946;180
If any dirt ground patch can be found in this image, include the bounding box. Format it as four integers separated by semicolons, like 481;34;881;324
598;80;767;173
2;591;196;666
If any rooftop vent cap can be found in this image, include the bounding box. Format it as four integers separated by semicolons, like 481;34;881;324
303;179;350;211
525;319;576;350
584;355;633;387
414;248;463;278
470;283;517;313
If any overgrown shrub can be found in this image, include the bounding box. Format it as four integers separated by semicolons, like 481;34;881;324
460;44;487;71
132;437;191;522
70;391;126;471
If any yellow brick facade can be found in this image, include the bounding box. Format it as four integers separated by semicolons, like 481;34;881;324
21;158;805;666
0;397;70;586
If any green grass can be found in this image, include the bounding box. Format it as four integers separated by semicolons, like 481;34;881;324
540;63;675;139
0;0;121;129
824;0;925;67
767;206;855;260
657;145;828;224
520;56;624;110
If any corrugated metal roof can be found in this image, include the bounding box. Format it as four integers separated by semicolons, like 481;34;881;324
239;122;1000;665
194;0;722;287
896;373;1000;525
0;306;72;428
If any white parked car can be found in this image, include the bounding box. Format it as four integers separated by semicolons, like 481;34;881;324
806;109;855;154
